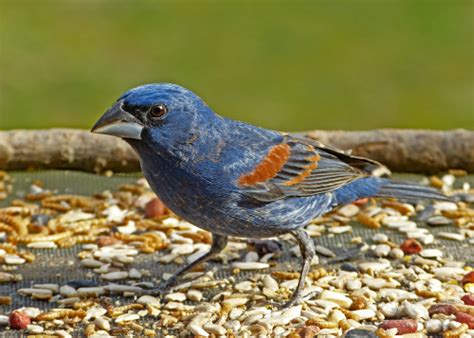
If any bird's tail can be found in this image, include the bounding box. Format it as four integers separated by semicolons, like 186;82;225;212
374;179;449;201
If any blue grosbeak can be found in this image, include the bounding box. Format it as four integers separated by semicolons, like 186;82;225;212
92;83;446;306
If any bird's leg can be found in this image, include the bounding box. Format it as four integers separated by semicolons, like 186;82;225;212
150;234;228;295
284;228;316;307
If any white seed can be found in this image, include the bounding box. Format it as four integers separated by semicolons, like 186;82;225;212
229;307;244;320
419;234;435;245
222;297;249;309
449;320;462;330
105;284;142;294
94;317;110;331
82;244;98;251
55;330;72;338
165;292;186;302
268;305;301;325
263;275;279;292
442;174;455;187
27;324;44;334
0;315;9;325
188;323;209;337
59;285;77;297
34;284;59;293
319;290;352;308
186;289;203;302
103;205;127;223
85;307;107;320
280;279;298;290
346;279;362;291
328;225;352;234
114;313;139;323
158;253;178;264
101;271;128;281
338;204;360;217
352;309;376;320
438;232;465;241
389;248;404;259
402;222;421;232
77;287;105;297
27;241;57;249
235;281;254;292
231;262;269;270
403;301;429;320
137;295;161;308
380;302;400;318
382;215;408;226
93;264;110;274
244;251;259;262
363;277;398;290
374;244;391;257
329;309;346;323
57;297;81;305
203;323;226;335
22;307;41;318
433;267;465;280
433;201;457;211
426;319;443;333
379;289;417;300
81;258;103;268
420;249;443;258
4;255;25;265
359;260;391;273
315;245;336;257
113;255;134;264
18;288;53;297
372;233;388;243
128;268;142;279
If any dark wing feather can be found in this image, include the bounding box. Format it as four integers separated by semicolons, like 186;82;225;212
239;135;388;202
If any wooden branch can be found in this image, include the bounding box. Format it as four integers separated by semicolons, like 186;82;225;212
304;129;474;174
0;128;473;173
0;129;138;173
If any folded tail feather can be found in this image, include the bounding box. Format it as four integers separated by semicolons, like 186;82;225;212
333;177;449;205
375;179;449;201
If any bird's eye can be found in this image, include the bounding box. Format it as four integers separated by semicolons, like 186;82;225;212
148;104;168;119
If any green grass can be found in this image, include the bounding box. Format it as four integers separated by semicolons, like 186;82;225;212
0;0;473;131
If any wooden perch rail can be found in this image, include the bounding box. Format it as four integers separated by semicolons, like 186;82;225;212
0;129;473;174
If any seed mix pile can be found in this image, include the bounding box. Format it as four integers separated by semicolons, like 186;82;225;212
0;170;473;337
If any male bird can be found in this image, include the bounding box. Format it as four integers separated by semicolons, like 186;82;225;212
92;83;446;306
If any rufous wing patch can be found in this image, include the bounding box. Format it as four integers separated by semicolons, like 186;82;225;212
282;149;321;187
238;144;291;186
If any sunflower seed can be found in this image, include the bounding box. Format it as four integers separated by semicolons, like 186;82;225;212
114;313;139;323
231;262;269;270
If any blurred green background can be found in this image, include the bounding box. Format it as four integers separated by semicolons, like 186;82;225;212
0;0;473;131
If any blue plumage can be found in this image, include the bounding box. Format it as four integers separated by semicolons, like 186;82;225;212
92;83;446;306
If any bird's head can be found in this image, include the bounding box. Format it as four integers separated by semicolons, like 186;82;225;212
91;83;216;149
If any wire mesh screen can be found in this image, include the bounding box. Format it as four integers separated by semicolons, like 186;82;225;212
0;170;472;337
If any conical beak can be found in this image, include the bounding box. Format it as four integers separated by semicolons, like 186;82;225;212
91;101;143;140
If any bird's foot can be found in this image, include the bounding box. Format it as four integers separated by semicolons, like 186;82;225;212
142;276;178;296
144;287;165;297
268;296;301;310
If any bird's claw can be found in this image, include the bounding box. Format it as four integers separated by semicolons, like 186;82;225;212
143;277;178;296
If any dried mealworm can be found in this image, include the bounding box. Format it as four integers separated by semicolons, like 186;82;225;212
108;303;144;317
35;309;85;321
305;318;338;328
14;230;73;243
41;201;71;212
0;214;27;235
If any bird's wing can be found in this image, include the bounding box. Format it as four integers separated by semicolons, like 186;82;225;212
238;134;388;202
